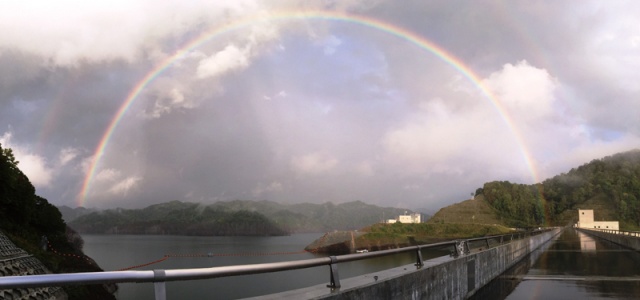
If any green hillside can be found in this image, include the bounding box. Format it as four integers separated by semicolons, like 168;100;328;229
427;196;504;225
69;200;414;234
477;149;640;230
0;144;115;299
69;201;289;236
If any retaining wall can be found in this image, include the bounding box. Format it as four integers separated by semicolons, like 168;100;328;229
253;228;561;300
0;232;67;300
577;228;640;251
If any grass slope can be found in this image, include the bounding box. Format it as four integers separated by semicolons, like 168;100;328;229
427;196;505;226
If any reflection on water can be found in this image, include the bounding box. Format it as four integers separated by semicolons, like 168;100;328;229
469;230;556;300
82;234;449;299
578;231;596;251
472;229;640;300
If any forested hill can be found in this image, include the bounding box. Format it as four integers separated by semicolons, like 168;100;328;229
0;144;115;299
69;202;289;236
478;149;640;229
68;200;413;234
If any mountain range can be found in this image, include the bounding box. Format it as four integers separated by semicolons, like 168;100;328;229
65;200;419;235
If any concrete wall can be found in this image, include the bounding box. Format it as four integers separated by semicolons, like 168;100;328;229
253;228;561;300
0;232;68;300
578;209;594;223
578;221;619;230
577;228;640;251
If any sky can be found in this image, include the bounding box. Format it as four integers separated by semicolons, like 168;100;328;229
1;1;639;211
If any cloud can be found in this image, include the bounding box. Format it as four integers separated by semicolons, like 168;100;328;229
291;153;338;175
354;161;374;176
382;98;485;167
252;181;284;197
58;147;80;166
0;132;53;187
144;87;198;118
197;45;251;79
318;35;343;55
484;61;558;124
95;168;120;182
108;176;142;196
2;1;640;212
0;1;266;66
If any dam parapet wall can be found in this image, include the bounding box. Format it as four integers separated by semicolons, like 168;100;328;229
252;228;561;300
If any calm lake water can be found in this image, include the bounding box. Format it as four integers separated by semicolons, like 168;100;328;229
472;229;640;300
82;233;448;299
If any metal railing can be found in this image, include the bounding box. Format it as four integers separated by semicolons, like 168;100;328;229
0;229;552;300
586;228;640;237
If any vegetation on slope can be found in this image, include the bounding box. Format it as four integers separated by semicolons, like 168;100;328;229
477;149;640;229
68;199;414;234
209;200;412;232
358;222;513;246
0;144;115;299
69;201;288;236
427;197;504;225
305;222;513;254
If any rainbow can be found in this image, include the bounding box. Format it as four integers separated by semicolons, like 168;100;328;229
78;9;537;206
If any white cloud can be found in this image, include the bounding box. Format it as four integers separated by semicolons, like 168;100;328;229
14;152;52;187
483;60;558;124
319;35;342;55
0;1;263;66
197;44;250;79
383;99;477;166
291;152;338;175
108;176;142;196
146;87;197;118
0;132;53;187
95;168;120;182
58;147;80;166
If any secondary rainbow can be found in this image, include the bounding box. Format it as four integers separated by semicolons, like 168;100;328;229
78;9;537;206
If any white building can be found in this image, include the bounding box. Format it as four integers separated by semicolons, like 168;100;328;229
387;213;421;224
576;209;619;230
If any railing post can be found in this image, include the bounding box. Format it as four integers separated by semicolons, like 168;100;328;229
415;246;424;268
153;269;166;300
454;240;468;257
327;256;340;289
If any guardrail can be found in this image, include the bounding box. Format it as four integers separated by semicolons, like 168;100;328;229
0;229;552;300
585;228;640;237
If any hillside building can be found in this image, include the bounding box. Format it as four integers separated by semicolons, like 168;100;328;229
576;209;619;230
387;212;421;224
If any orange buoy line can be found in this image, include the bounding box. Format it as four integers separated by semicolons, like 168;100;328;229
116;250;313;271
118;256;169;271
46;241;96;265
114;233;331;271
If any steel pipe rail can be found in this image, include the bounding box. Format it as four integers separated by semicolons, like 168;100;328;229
0;257;332;289
588;228;640;237
0;228;555;299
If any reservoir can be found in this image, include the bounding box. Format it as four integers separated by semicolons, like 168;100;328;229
473;229;640;299
82;233;449;299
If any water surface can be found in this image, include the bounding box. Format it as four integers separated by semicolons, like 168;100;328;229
83;233;448;299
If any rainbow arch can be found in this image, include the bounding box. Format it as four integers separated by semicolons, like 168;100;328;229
78;9;536;206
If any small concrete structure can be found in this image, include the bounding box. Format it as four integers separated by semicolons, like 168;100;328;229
576;209;619;230
387;212;421;224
